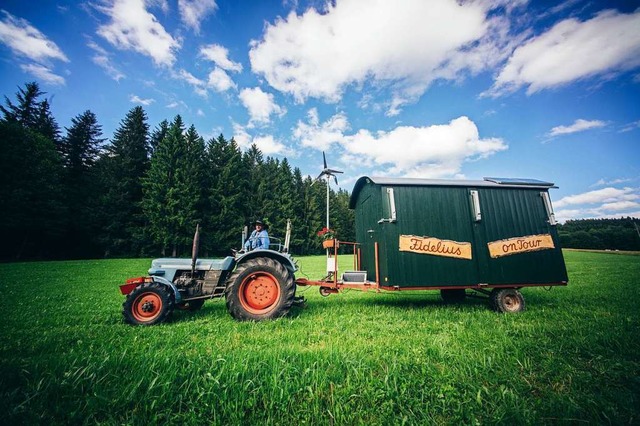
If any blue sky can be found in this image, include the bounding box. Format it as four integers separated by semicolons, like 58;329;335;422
0;0;639;222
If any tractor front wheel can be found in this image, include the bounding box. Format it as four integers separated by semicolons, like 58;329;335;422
123;282;174;325
225;257;295;321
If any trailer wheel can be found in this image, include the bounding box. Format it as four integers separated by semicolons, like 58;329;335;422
123;282;173;325
492;288;526;313
225;257;295;321
441;289;466;303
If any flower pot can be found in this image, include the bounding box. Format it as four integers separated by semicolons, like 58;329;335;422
322;239;335;249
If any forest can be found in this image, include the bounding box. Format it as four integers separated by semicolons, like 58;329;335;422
558;218;640;251
1;83;637;261
0;82;354;260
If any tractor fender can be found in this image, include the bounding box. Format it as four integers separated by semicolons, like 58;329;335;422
149;276;183;304
234;249;297;275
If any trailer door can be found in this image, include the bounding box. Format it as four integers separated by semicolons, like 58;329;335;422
355;186;385;283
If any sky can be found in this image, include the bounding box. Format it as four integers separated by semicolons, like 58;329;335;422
0;0;639;223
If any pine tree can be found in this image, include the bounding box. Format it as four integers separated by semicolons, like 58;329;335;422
98;106;150;256
150;119;169;154
142;115;187;256
203;135;248;254
0;122;65;259
59;110;106;257
0;82;43;129
174;124;206;248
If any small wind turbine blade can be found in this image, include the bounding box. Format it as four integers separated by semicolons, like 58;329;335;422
334;176;338;185
326;168;343;174
323;151;327;169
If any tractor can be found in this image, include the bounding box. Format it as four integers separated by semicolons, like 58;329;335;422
119;222;300;324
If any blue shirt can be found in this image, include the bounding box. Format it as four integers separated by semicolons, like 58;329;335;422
245;229;270;250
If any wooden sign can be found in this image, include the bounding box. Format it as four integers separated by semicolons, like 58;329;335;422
488;234;555;258
399;235;472;260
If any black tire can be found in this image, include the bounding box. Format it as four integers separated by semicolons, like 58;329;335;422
441;289;466;303
123;282;174;325
225;257;295;321
492;288;526;313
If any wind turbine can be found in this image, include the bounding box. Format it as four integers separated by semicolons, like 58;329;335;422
315;151;343;231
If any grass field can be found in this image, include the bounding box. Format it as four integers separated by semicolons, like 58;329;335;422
1;251;639;425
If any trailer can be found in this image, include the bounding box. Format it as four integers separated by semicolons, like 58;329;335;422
296;176;568;312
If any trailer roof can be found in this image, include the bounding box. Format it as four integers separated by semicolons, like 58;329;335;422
349;176;557;208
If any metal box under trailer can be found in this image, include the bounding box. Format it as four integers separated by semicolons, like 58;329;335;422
348;176;568;291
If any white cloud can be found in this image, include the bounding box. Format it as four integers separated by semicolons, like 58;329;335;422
87;41;125;81
176;69;208;97
620;120;640;133
486;9;640;97
207;67;236;92
252;135;288;155
293;108;349;151
200;44;242;72
129;94;155;105
249;0;512;114
555;187;639;208
0;10;69;63
292;112;507;178
179;0;217;34
96;0;180;67
20;63;65;85
197;109;204;117
239;87;285;125
548;119;606;137
341;116;507;178
232;122;289;155
592;177;635;187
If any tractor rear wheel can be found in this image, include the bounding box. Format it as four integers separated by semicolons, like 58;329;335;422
123;282;173;325
492;288;526;313
225;257;295;321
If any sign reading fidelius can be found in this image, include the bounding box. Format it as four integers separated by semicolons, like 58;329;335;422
399;235;472;260
487;234;555;258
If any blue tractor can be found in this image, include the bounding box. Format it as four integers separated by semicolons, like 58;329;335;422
119;223;299;324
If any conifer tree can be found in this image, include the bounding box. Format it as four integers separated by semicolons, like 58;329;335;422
59;110;105;257
98;106;150;256
142;115;187;256
174;124;206;247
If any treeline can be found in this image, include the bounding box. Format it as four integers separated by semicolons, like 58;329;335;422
0;82;354;261
558;218;640;251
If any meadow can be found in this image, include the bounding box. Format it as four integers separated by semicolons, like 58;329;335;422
0;251;638;425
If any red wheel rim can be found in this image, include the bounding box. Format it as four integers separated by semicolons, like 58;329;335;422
132;292;163;322
239;272;281;314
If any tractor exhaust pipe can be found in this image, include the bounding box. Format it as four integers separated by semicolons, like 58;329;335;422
191;223;200;278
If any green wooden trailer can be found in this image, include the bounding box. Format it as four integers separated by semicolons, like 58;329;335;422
297;176;568;312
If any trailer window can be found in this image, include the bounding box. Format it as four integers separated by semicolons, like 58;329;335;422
541;191;557;225
378;187;397;223
470;190;481;222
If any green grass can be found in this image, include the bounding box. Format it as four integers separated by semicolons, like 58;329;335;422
0;251;638;425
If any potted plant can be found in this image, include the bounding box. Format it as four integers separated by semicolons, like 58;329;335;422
317;227;336;248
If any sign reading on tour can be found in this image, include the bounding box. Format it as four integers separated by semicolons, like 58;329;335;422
399;235;472;260
487;234;555;258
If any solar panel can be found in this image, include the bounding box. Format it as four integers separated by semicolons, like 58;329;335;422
483;177;555;186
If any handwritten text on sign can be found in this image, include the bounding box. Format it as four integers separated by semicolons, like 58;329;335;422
487;234;555;258
399;235;472;260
